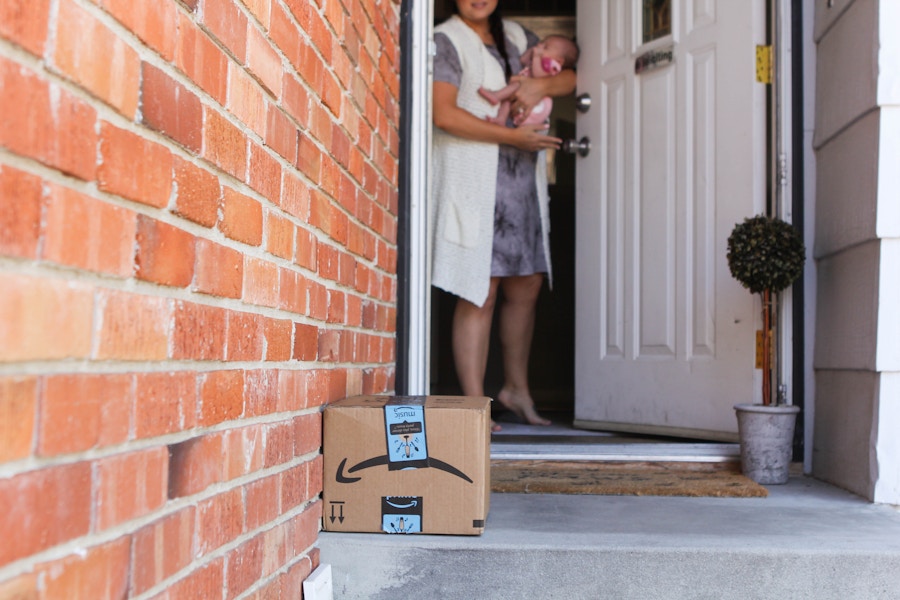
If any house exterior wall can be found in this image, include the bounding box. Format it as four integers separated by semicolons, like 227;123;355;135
812;0;900;503
0;0;400;596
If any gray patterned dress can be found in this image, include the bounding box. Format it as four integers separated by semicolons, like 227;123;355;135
433;27;548;278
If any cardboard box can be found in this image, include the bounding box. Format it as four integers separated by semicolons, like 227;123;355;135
322;395;490;535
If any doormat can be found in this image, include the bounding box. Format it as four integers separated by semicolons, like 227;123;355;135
491;460;768;498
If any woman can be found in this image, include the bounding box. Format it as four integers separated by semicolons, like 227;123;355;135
431;0;576;431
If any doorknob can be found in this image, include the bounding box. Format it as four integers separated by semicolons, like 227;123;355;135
575;93;592;113
561;136;591;157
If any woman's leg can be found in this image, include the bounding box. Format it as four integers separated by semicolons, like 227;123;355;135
452;279;501;429
496;274;551;425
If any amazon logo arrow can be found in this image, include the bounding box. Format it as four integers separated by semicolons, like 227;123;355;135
335;455;472;484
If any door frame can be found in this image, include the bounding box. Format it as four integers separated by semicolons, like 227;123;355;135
396;1;804;434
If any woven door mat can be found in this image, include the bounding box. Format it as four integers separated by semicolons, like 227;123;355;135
491;460;768;498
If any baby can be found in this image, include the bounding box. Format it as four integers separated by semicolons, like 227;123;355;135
479;34;579;127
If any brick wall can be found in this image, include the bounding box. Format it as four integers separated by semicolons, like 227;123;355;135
0;0;400;597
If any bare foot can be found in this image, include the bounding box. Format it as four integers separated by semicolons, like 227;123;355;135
497;388;551;426
490;420;502;433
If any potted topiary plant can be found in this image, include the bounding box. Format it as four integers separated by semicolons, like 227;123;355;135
726;214;805;484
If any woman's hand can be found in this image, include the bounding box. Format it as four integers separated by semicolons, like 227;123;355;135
508;69;577;124
507;75;547;122
505;124;562;153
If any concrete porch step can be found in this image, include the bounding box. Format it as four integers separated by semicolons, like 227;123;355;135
318;475;900;599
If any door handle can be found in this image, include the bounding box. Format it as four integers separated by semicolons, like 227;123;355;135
561;137;591;157
575;93;592;113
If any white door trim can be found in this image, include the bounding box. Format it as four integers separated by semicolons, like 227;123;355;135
404;0;434;396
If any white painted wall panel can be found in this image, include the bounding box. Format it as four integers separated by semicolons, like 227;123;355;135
813;0;878;146
814;241;879;370
814;111;878;256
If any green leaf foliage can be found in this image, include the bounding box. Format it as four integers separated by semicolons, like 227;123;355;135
727;215;806;295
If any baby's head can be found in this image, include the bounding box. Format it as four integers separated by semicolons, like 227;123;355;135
532;35;579;77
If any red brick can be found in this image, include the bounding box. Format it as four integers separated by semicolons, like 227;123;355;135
327;289;346;323
0;58;98;181
264;318;292;361
243;370;278;417
0;0;51;56
135;215;196;287
0;463;91;565
173;156;221;227
281;170;311;221
39;374;131;456
134;371;198;439
199;370;244;426
245;476;279;531
308;280;328;320
265;211;295;261
204;109;248;180
318;329;340;362
39;538;131;600
223;424;265;479
226;311;265;361
96;0;178;61
43;184;136;277
260;523;286;578
95;290;170;360
53;0;140;117
247;26;282;97
305;370;329;408
228;64;266;134
317;243;339;281
331;121;352;169
308;454;324;499
131;507;196;595
270;5;302;69
346;293;362;327
220;187;263;245
0;273;93;362
294;412;322;456
277;370;308;412
243;0;271;26
176;11;228;104
278;268;307;314
248;143;281;201
264;422;294;468
96;447;168;529
171;300;228;361
141;62;202;152
226;535;265;599
279;463;307;511
167;434;225;498
266;104;298;164
292;323;318;361
0;376;37;462
98;122;173;208
282;73;310;129
203;0;249;61
193;239;244;298
0;165;43;259
295;225;317;270
197;489;244;553
0;572;39;599
291;500;322;555
296;134;322;182
243;257;280;308
162;559;224;600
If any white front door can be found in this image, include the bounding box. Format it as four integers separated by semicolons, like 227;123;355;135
574;0;767;441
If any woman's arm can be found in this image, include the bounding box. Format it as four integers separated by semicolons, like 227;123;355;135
508;69;577;123
433;81;562;152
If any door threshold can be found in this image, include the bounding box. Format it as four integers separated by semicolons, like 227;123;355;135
490;441;740;463
490;420;740;463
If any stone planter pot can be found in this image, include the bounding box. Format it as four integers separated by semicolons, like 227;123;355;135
733;403;800;485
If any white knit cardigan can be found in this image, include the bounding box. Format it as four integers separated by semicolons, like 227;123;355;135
431;16;551;307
